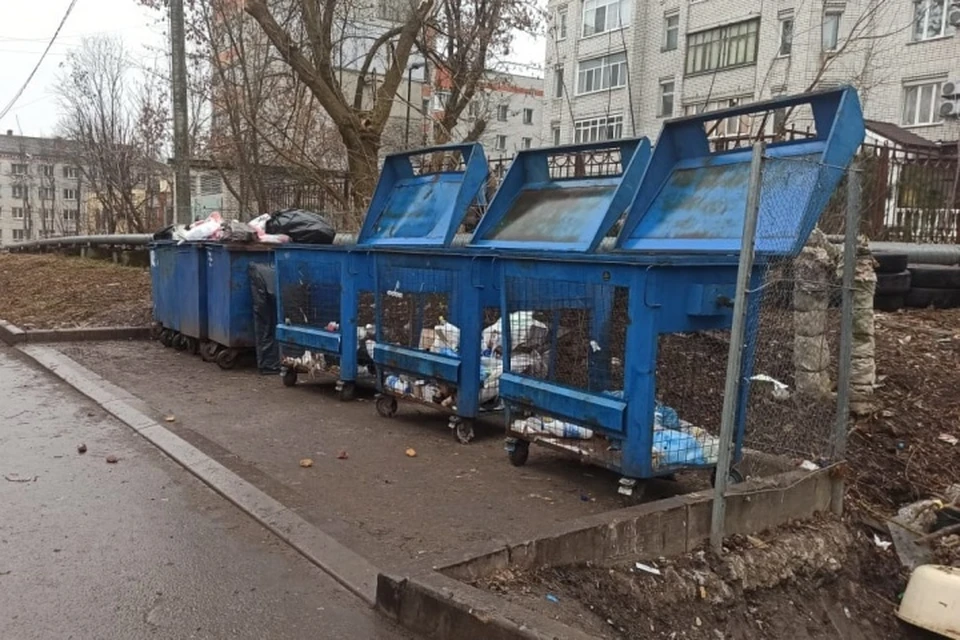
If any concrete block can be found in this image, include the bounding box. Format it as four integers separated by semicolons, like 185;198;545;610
0;320;25;345
681;492;713;551
437;545;510;582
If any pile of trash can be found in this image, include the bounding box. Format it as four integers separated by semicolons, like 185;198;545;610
153;208;336;246
511;398;721;469
383;311;549;409
280;324;377;378
885;484;960;569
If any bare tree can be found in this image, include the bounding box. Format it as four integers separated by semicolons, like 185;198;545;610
56;37;170;233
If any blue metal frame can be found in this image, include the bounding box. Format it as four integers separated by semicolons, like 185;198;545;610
499;86;866;480
358;143;489;248
371;138;652;427
174;242;208;341
275;143;490;392
149;241;178;331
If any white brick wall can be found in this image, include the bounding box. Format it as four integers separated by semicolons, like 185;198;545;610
545;0;960;144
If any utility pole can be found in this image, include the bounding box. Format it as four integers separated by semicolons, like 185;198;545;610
170;0;191;225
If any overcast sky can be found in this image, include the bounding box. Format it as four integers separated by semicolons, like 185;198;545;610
0;0;544;138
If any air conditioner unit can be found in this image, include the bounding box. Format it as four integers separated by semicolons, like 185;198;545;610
949;8;960;27
940;100;959;119
944;80;960;98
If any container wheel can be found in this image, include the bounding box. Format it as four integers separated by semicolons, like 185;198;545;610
159;329;174;348
375;395;398;418
150;324;163;340
337;381;356;402
506;439;529;466
184;337;200;355
200;341;220;362
281;368;298;387
216;348;239;370
453;419;475;445
711;467;745;488
173;333;188;351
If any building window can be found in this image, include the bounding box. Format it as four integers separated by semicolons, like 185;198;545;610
63;188;78;200
685;19;759;75
664;13;679;51
39;187;55;199
467;101;481;118
521;137;533;149
553;66;565;98
421;98;430;116
557;6;568;39
376;0;406;22
574;115;623;143
551;125;561;146
497;104;509;121
200;174;222;196
914;0;949;41
522;108;534;125
13;229;25;242
40;165;54;177
822;11;841;51
902;81;943;126
779;17;794;56
63;209;78;221
12;185;27;199
684;98;752;137
577;52;627;94
581;0;630;37
495;135;507;151
659;80;675;117
63;166;79;179
12;207;25;219
434;91;450;111
11;163;28;175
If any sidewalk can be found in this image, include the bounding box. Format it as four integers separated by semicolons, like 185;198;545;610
0;346;411;640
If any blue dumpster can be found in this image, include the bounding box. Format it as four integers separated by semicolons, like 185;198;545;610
497;87;866;494
203;243;274;369
274;143;488;401
170;242;207;353
370;138;651;443
149;241;178;346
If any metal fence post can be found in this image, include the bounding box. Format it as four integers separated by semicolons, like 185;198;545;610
831;162;861;515
710;141;765;555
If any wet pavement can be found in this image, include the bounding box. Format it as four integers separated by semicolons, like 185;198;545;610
0;346;412;640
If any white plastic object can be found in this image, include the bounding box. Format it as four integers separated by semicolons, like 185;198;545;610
897;565;960;639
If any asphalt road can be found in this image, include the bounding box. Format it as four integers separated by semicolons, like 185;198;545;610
0;346;412;640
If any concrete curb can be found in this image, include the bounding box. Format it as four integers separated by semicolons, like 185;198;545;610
0;319;150;345
15;344;380;607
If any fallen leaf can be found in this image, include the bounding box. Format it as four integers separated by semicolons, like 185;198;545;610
405;448;417;458
336;450;349;460
106;455;118;464
164;415;176;423
299;458;314;468
938;433;959;446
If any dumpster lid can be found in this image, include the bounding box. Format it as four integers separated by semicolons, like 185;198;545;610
357;143;488;248
469;138;651;252
616;86;864;258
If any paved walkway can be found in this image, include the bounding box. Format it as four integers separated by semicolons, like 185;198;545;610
0;346;411;640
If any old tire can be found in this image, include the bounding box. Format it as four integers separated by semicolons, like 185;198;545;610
874;252;908;274
375;395;398;418
711;467;745;488
216;348;239;370
874;294;905;312
875;270;911;296
905;287;960;309
453;420;475;445
507;439;529;466
908;264;960;290
281;368;298;387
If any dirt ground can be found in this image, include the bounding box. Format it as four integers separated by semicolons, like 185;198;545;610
0;253;151;329
54;340;711;567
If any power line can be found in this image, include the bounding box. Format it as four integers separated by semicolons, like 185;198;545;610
0;0;81;123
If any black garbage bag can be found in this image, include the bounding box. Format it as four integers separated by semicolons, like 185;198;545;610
220;220;256;243
153;224;176;241
265;208;335;245
249;262;280;374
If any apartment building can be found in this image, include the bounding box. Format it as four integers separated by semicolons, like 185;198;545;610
0;132;85;247
543;0;959;145
430;70;545;156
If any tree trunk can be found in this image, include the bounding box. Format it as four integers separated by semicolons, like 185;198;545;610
343;128;380;229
